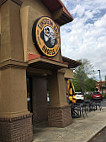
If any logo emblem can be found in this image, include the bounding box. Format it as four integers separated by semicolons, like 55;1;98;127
32;17;60;57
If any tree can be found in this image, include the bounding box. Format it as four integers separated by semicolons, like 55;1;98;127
105;76;106;86
72;59;96;94
85;78;97;92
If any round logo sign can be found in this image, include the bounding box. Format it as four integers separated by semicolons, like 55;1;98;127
32;17;60;57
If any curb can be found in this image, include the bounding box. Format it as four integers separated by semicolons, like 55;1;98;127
87;126;106;142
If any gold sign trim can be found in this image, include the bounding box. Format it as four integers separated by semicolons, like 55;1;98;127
32;17;60;57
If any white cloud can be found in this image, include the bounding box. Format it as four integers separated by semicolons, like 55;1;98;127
94;14;106;27
71;4;85;17
61;0;106;81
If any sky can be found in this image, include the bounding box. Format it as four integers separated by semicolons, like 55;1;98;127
61;0;106;81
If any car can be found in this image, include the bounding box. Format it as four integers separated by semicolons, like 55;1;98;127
75;92;84;102
91;91;103;101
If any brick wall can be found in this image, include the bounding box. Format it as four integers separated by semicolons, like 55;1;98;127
32;77;48;124
48;105;72;127
0;114;33;142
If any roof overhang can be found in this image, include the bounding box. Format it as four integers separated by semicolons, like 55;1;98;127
28;54;68;70
62;56;82;68
40;0;73;26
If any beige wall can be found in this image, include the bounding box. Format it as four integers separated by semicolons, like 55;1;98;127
0;70;1;103
64;68;73;79
20;0;63;62
0;1;24;62
0;66;29;118
48;71;68;107
0;8;1;34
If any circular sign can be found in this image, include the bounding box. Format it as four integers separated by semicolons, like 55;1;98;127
32;17;60;57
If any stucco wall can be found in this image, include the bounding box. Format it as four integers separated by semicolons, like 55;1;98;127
20;0;62;62
0;8;1;34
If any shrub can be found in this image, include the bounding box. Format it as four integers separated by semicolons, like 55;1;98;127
84;94;91;100
103;93;106;99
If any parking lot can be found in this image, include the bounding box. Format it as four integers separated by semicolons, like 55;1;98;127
101;99;106;107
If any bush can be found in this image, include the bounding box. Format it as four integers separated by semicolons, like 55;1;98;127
84;94;91;100
103;93;106;99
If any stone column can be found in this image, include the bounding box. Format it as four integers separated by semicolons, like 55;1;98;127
0;0;33;141
48;70;72;128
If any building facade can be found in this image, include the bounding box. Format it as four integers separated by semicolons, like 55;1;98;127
96;81;106;93
0;0;81;141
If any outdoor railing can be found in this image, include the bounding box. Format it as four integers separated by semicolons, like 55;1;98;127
71;100;102;118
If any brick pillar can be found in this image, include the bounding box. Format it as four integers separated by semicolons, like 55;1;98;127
0;0;33;141
48;70;72;128
32;77;48;123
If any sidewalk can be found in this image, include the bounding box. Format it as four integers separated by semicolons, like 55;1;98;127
33;107;106;142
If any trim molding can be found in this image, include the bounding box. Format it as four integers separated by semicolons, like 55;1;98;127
0;0;23;7
0;59;28;70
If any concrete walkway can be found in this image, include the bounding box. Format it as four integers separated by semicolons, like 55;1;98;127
33;107;106;142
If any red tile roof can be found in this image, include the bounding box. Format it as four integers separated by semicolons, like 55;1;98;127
40;0;73;25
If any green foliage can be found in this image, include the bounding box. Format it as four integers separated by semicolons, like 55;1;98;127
103;93;106;99
73;59;96;94
85;78;97;92
84;94;91;100
105;76;106;86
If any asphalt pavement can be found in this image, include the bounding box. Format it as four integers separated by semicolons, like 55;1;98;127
101;99;106;107
88;99;106;142
89;126;106;142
